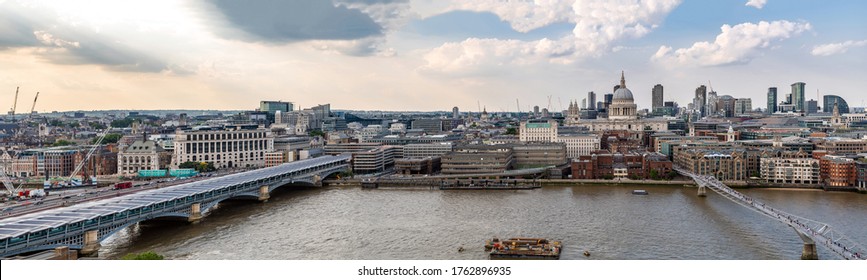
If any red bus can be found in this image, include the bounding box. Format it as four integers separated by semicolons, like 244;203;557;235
114;181;133;190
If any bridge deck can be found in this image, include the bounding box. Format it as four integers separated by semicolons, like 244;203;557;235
676;167;866;260
0;155;350;248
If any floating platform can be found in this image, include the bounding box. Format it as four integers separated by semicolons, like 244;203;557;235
485;237;561;260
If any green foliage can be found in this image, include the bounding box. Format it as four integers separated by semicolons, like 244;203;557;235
649;170;660;180
308;130;326;138
504;127;518;135
52;139;75;147
602;174;614;180
667;171;678;180
92;133;122;145
178;161;215;172
110;118;135;128
67;122;80;128
121;251;164;260
89;122;107;130
49;120;64;127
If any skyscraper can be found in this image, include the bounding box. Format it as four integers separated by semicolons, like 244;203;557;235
806;100;818;114
652;84;663;110
695;85;707;118
587;91;596;110
452;106;459;118
707;91;718;116
767;87;778;114
823;95;850;114
792;82;806;112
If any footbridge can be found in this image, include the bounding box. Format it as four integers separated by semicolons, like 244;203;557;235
674;166;866;260
0;154;351;258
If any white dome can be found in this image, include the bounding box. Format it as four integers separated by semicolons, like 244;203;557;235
613;87;634;102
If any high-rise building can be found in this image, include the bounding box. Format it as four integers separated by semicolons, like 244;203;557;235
823;95;850;114
695;85;707;117
707;91;718;116
533;106;540;117
806;100;818;114
452;107;459;119
587;91;596;110
767;87;778;114
792;82;806;112
603;93;613;109
734;98;752;115
581;98;587;110
260;101;293;122
652;84;663;110
718;95;736;117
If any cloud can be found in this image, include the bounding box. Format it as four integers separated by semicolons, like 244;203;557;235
202;0;410;56
652;20;811;67
745;0;767;9
0;1;172;72
811;40;867;56
420;0;682;74
203;0;399;42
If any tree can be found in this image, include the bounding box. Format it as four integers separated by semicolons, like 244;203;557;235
67;122;80;128
667;171;678;180
505;128;518;135
89;122;107;130
52;139;75;147
92;133;122;145
178;161;215;172
110;118;135;128
649;170;660;180
308;130;326;138
121;251;164;260
49;119;64;127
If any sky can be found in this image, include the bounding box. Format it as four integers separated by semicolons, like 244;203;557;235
1;0;865;113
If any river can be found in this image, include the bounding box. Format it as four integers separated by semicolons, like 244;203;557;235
97;185;867;260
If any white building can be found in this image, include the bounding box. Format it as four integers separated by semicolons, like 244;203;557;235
118;140;170;176
519;119;558;142
174;125;274;169
557;134;601;158
760;157;820;184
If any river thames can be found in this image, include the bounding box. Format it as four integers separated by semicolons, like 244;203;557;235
97;185;867;260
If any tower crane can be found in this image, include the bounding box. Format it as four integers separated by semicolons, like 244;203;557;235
29;92;39;120
8;87;18;121
63;127;111;187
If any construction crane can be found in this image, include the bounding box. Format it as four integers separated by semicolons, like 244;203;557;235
28;92;39;120
516;99;520;113
1;163;24;196
8;86;18;121
63;127;111;187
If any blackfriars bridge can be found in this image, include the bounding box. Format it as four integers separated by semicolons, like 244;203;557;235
0;154;351;257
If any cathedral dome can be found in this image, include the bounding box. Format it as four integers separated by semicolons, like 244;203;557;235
612;71;633;102
613;87;634;102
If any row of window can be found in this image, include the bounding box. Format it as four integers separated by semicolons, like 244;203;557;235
184;132;266;141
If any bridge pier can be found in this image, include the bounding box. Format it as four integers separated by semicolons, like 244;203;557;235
697;185;707;197
80;230;100;257
801;243;818;260
188;203;202;223
313;175;322;187
258;186;270;201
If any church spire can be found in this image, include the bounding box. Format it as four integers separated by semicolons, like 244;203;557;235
620;71;626;89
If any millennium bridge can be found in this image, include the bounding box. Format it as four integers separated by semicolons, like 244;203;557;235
675;166;866;260
0;154;351;257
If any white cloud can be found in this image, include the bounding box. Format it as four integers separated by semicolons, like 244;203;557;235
745;0;767;9
421;0;682;74
33;31;80;48
811;40;867;56
652;20;811;67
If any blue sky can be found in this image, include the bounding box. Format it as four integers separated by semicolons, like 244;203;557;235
0;0;865;112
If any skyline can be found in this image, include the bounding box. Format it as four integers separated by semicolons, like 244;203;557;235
1;0;866;112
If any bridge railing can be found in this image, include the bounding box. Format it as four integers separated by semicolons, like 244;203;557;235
675;166;866;260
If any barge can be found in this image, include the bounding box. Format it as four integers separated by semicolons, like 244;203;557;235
485;237;561;260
